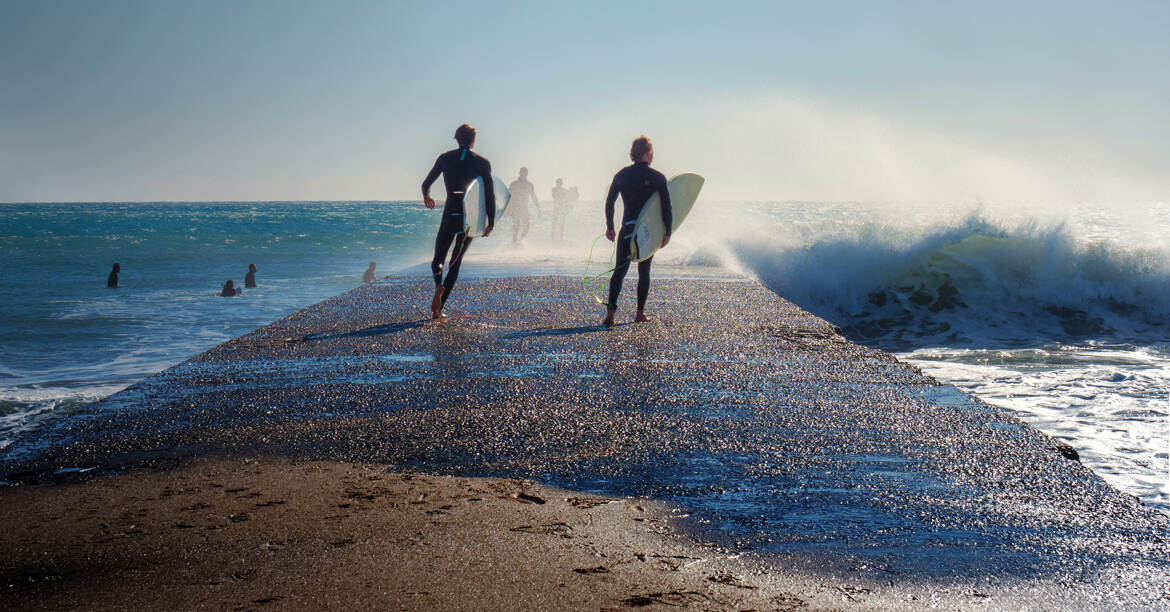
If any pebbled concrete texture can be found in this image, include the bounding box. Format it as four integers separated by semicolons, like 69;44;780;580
4;276;1169;607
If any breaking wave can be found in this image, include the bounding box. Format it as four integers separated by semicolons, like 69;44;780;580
726;214;1170;349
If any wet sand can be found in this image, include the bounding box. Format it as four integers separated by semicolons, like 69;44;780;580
2;457;829;611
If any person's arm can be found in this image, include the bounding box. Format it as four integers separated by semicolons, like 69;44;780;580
604;174;620;241
421;155;442;209
483;160;495;232
658;174;673;245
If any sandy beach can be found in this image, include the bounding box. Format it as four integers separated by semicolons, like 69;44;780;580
1;457;829;611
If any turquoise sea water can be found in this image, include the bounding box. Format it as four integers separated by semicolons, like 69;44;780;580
0;202;436;446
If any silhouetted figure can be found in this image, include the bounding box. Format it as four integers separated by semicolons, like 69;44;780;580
550;178;576;241
421;123;495;320
221;279;238;297
603;136;671;326
363;262;377;283
245;263;258;288
507;167;540;244
107;263;120;288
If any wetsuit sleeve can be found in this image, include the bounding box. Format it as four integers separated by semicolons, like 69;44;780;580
482;160;496;226
657;174;673;236
421;154;443;195
604;173;621;233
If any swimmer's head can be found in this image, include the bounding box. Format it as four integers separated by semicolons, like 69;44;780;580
519;167;528;178
224;279;234;289
630;135;653;163
455;124;476;148
368;261;376;269
248;263;257;272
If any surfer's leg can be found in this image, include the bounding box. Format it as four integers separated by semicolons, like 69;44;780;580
606;237;633;323
431;221;457;287
441;234;472;304
634;257;653;322
431;218;460;318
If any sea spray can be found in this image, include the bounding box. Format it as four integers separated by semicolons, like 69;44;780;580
709;211;1170;348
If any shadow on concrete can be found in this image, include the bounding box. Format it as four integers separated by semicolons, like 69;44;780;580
505;324;621;339
297;321;426;342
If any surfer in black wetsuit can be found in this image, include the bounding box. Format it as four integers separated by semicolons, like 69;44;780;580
421;123;495;320
603;135;671;326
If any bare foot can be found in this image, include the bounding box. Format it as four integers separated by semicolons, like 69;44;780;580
634;311;651;323
602;308;616;327
431;288;444;320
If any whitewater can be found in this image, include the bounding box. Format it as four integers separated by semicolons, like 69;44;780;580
1;199;1167;513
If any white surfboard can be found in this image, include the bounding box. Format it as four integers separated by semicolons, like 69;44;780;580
463;175;511;238
630;172;705;262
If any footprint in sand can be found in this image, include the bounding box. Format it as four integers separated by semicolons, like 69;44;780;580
510;522;573;538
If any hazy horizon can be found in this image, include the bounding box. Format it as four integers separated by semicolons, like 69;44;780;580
3;1;1167;204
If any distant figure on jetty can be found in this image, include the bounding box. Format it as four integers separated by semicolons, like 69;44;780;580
107;263;120;288
363;262;377;283
421;123;495;320
506;167;540;245
245;263;258;288
550;178;576;241
220;280;238;297
602;135;671;326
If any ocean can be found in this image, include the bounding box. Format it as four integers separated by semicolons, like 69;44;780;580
2;198;1167;513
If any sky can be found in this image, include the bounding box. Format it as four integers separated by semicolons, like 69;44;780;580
1;0;1167;203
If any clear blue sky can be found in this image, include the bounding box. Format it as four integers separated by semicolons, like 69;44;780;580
2;1;1167;202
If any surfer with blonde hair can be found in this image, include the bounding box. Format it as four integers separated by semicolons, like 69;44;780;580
602;135;671;326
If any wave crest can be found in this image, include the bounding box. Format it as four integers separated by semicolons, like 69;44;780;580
727;214;1170;347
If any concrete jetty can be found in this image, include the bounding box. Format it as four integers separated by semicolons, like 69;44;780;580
3;276;1168;608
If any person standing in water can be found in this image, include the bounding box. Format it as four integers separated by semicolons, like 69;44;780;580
244;263;258;288
363;261;377;283
107;263;120;288
507;167;540;245
421;123;495;320
603;136;671;326
550;178;573;241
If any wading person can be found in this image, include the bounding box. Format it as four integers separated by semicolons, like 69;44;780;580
107;262;120;288
507;167;540;245
421;123;495;319
550;178;573;241
602;135;671;326
244;263;258;288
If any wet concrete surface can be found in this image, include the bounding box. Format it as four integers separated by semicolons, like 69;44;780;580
4;277;1169;605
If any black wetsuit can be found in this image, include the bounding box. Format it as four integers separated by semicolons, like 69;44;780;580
107;270;119;288
244;271;257;288
422;147;495;304
604;161;671;311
